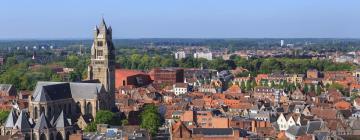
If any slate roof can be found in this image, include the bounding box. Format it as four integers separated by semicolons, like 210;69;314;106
69;82;102;99
33;82;72;102
306;121;323;134
13;110;32;130
32;81;103;102
286;125;306;136
192;128;233;136
53;111;70;128
4;109;17;128
34;113;51;129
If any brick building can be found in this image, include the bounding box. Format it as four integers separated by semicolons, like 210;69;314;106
149;68;184;86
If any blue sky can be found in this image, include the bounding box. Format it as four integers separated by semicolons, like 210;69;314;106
0;0;359;39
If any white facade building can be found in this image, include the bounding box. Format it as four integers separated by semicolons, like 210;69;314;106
174;51;187;60
173;83;188;95
194;52;213;60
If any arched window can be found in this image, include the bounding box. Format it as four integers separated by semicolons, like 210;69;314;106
86;102;93;116
76;102;81;114
40;106;45;115
34;107;38;119
40;133;46;140
47;107;52;118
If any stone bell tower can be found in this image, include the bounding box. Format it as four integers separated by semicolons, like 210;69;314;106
88;17;115;95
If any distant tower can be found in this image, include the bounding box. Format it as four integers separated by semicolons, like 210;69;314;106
88;17;116;95
280;40;284;47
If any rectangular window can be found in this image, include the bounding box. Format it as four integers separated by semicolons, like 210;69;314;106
97;41;104;47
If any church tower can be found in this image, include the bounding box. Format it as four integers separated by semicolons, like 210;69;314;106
88;18;115;95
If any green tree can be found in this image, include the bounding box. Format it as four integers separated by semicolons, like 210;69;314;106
304;84;309;93
140;104;161;136
84;110;115;132
0;111;9;124
245;80;251;91
240;81;246;91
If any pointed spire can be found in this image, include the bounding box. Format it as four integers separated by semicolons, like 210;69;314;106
4;108;17;128
100;16;107;28
54;110;69;128
13;110;31;130
34;113;51;129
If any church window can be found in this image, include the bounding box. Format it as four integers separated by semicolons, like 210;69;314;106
40;106;45;115
97;50;103;57
97;41;104;47
34;107;38;119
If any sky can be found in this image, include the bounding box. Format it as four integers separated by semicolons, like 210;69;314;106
0;0;360;39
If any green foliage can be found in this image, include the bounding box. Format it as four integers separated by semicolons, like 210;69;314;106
65;55;90;80
140;104;161;136
0;111;10;124
84;110;118;132
84;122;96;132
240;81;246;91
121;119;129;126
95;110;115;124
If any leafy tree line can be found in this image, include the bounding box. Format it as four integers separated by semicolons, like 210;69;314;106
116;54;354;74
0;58;60;90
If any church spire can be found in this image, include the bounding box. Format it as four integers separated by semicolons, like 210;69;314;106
100;16;107;29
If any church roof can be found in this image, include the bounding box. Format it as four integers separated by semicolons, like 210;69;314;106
34;113;51;129
4;108;17;128
54;110;70;128
33;82;72;102
32;81;102;102
13;110;32;130
69;82;102;99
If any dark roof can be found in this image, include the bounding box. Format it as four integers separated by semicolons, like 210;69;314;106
286;125;306;136
192;128;233;136
32;81;103;102
33;82;72;102
54;111;70;128
34;113;51;129
14;110;32;130
306;121;322;134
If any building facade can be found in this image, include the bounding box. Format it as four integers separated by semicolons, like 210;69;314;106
88;18;116;97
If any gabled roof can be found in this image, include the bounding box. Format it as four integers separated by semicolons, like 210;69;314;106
69;82;102;99
13;110;32;130
33;82;72;102
34;113;51;129
32;81;103;102
54;111;70;128
4;109;17;128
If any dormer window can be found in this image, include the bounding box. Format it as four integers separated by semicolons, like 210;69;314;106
97;41;104;47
